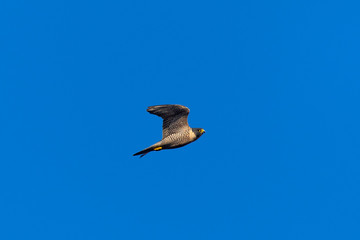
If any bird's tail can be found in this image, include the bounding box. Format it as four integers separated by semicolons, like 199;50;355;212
133;147;153;158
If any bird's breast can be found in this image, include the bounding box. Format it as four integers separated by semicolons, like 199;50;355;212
161;130;197;148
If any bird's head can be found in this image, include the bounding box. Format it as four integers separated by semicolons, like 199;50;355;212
193;128;206;138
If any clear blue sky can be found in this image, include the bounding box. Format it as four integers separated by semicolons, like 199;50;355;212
1;0;359;239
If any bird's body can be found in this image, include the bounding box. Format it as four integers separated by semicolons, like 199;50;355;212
133;104;205;157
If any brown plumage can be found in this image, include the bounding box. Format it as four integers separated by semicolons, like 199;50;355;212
133;104;205;158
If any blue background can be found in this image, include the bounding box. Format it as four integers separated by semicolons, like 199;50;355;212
1;0;359;239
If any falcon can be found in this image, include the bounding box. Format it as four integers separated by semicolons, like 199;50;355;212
133;104;205;158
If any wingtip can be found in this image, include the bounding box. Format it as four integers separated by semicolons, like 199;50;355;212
133;154;144;158
133;148;151;158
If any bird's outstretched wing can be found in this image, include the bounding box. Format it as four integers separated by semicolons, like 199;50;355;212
147;104;190;139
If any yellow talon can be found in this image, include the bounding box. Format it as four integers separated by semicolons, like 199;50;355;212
154;147;162;151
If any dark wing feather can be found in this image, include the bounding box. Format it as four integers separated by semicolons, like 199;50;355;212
147;104;190;139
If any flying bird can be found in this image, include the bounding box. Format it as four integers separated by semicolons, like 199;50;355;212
133;104;205;158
